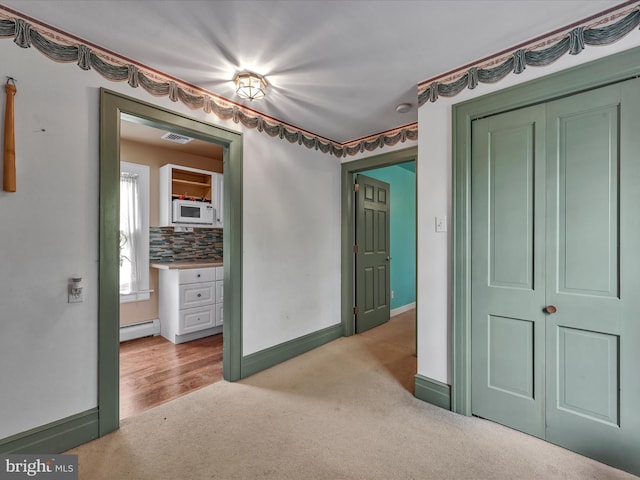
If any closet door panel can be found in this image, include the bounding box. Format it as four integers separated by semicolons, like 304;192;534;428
470;105;546;438
545;80;640;473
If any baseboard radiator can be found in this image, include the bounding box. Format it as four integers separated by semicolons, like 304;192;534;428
120;319;160;342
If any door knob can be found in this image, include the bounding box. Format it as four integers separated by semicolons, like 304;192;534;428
544;305;557;314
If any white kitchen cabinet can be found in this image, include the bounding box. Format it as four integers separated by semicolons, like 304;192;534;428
159;164;223;228
215;303;223;326
159;266;224;344
214;172;223;229
215;266;224;324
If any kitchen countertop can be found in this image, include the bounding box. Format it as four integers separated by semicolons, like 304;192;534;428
150;260;223;270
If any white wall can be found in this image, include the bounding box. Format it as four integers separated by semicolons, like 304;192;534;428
0;36;340;438
0;43;103;438
416;33;640;385
242;134;341;355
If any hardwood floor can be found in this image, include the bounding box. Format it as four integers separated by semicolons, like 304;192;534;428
119;333;224;419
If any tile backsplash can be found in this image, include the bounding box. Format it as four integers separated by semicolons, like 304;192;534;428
150;227;223;262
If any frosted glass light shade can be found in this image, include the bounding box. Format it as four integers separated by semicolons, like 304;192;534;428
233;72;268;100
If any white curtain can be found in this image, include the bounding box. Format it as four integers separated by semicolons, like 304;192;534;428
120;172;141;294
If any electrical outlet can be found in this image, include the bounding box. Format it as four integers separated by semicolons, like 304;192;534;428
68;275;83;303
68;290;83;303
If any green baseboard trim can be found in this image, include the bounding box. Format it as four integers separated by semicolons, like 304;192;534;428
242;323;343;378
414;374;451;410
0;409;99;454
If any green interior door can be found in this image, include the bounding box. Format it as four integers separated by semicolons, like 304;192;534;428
544;80;640;472
355;174;391;333
471;79;640;473
470;104;547;438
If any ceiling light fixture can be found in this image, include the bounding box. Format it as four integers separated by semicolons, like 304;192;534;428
395;103;413;114
233;71;268;101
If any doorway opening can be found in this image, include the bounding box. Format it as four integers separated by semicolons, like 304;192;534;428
118;117;225;419
357;162;416;325
99;89;243;436
340;146;418;392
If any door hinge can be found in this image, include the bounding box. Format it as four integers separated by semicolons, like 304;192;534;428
354;183;360;192
353;307;359;315
353;244;359;254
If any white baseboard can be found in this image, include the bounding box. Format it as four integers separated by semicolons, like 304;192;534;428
120;319;160;342
391;302;416;317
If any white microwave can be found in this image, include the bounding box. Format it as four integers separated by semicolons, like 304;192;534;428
172;199;215;225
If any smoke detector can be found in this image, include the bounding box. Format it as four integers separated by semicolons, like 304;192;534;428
161;132;193;144
395;103;413;114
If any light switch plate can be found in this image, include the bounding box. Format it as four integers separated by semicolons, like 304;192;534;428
435;216;447;233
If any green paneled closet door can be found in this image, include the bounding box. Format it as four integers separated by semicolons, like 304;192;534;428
471;103;547;438
471;79;640;473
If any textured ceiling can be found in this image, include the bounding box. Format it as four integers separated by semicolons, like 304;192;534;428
1;0;626;143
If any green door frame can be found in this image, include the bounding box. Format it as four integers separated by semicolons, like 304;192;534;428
452;46;640;416
99;89;243;436
341;146;418;337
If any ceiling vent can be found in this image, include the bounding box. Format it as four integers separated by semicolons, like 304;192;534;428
161;132;193;144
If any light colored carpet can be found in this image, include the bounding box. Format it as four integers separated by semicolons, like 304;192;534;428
69;313;638;479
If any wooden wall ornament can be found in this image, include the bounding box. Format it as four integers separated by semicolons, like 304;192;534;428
3;77;16;192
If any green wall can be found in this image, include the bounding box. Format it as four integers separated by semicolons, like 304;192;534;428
363;163;416;310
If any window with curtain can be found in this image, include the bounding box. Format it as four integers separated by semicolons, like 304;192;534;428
120;162;150;302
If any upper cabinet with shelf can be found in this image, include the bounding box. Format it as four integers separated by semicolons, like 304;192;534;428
171;169;215;202
160;164;223;228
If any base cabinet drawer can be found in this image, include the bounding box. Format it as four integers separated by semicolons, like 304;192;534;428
179;306;215;334
179;268;215;284
180;282;215;308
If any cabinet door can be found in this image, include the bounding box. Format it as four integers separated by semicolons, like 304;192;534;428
215;173;223;228
215;280;223;304
215;266;224;281
179;306;215;334
160;164;218;228
179;282;215;309
215;303;223;326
